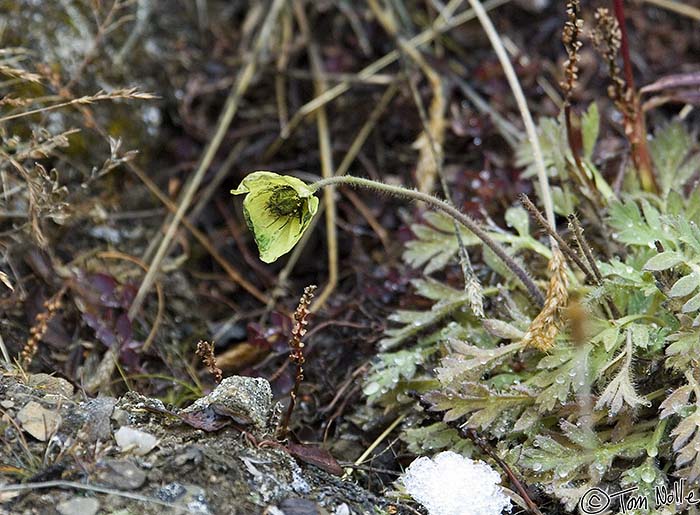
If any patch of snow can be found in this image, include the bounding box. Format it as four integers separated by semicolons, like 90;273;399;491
401;451;511;515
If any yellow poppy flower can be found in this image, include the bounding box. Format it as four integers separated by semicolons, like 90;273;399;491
231;171;319;263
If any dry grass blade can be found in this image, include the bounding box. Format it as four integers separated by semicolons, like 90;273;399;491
465;0;557;249
128;0;286;320
0;481;184;509
637;0;700;21
293;1;338;313
126;162;272;306
0;63;42;83
263;0;509;160
0;89;156;124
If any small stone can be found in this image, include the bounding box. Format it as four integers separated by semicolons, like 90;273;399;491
156;483;210;514
114;426;158;456
278;497;324;515
156;482;187;502
0;400;14;409
96;459;146;490
57;496;99;515
172;445;204;467
82;397;117;442
180;375;273;430
28;373;74;398
17;401;61;441
111;406;130;426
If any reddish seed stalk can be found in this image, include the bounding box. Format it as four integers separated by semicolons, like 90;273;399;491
278;285;316;440
611;0;658;193
612;0;635;91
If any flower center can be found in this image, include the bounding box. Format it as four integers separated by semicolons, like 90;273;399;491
267;185;303;218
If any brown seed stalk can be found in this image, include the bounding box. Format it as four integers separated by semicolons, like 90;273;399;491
278;285;316;440
196;340;223;384
591;7;657;192
522;248;569;352
21;285;67;369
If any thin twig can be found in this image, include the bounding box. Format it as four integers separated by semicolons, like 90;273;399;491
0;480;183;509
567;214;604;285
520;194;595;284
128;0;286;319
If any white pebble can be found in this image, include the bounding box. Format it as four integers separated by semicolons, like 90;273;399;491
114;426;158;456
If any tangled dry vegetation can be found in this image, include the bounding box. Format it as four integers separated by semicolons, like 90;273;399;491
1;0;700;514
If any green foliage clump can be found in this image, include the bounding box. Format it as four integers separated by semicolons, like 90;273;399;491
366;107;700;513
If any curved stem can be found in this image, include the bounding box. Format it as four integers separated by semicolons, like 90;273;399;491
310;176;544;307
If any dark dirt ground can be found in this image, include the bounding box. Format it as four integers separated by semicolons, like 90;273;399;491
1;0;698;513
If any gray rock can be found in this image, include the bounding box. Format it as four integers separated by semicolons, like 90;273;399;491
28;373;74;398
82;396;117;441
57;496;99;515
114;426;158;455
17;400;61;441
97;459;146;490
180;375;273;430
156;482;211;513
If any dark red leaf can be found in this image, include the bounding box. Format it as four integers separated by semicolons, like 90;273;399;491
82;311;118;348
115;313;133;345
286;442;343;476
178;407;232;432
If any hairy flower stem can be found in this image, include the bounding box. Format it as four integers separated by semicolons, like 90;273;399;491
310;176;545;307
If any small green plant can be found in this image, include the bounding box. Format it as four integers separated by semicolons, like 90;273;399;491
229;1;700;510
231;110;700;513
364;116;699;513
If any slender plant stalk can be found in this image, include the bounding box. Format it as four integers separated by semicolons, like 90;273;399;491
464;0;557;247
128;0;286;319
279;285;316;440
520;194;596;284
310;176;545;306
611;0;658;193
294;1;338;313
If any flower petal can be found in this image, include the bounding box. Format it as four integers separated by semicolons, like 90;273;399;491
233;172;320;263
231;171;315;198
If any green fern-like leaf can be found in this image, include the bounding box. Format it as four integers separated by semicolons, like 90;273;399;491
521;420;649;482
378;279;477;350
422;382;534;435
650;122;700;196
608;199;674;247
402;422;474;455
